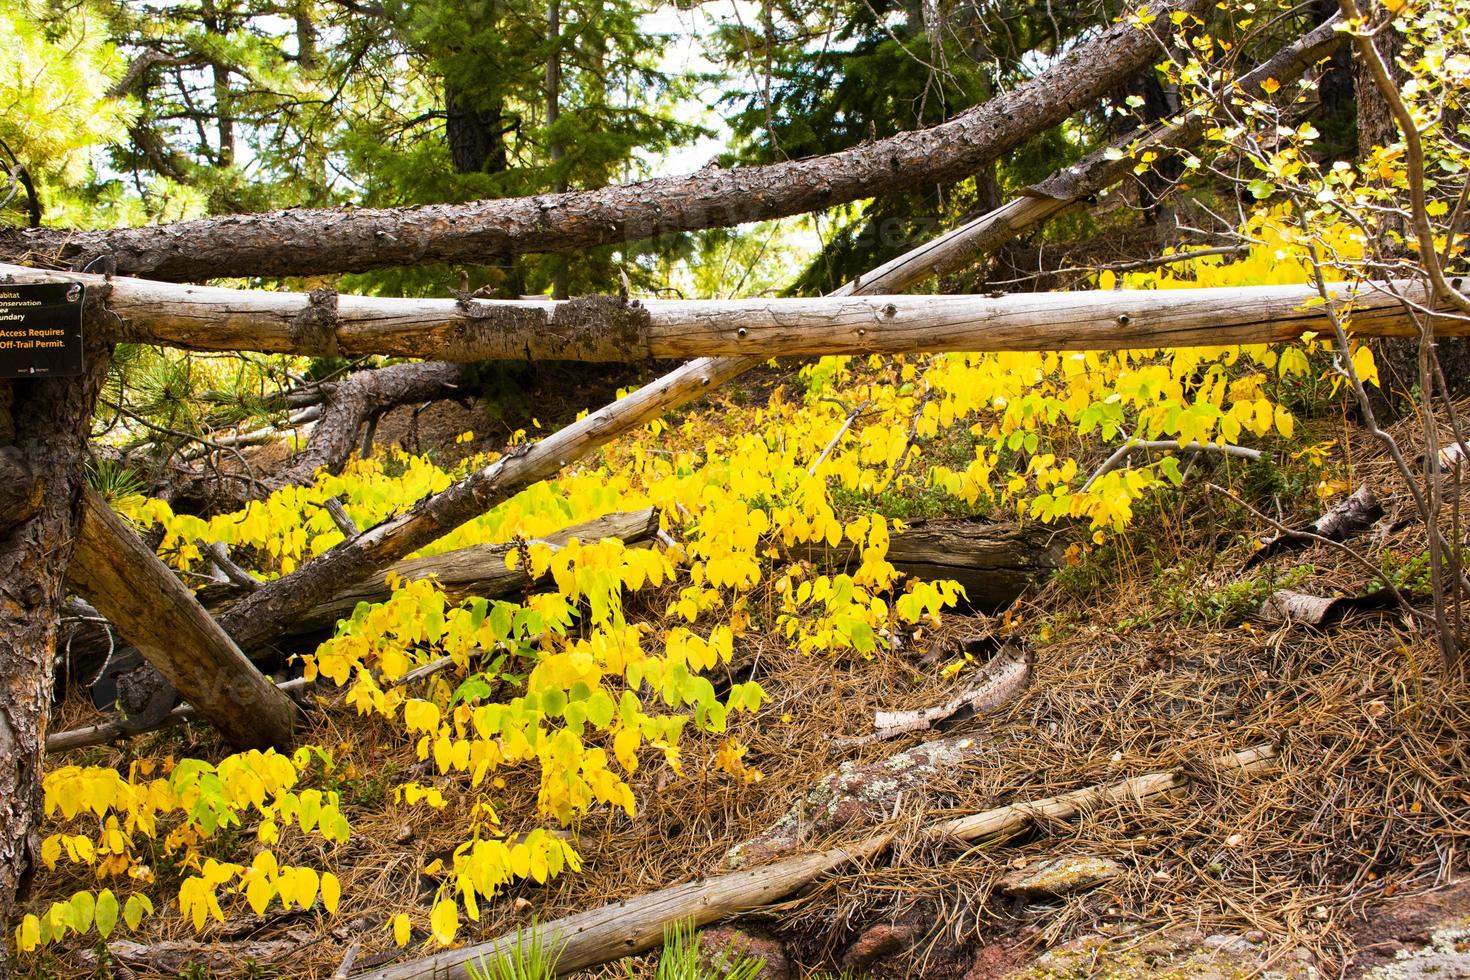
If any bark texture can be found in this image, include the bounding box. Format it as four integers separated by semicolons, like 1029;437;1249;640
0;337;108;976
0;0;1208;281
0;265;1444;362
790;519;1060;611
65;489;298;750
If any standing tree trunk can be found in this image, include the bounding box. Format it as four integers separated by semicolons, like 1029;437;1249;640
446;85;510;175
546;0;568;300
0;335;108;974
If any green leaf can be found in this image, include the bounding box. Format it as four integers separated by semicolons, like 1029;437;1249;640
1247;179;1276;200
123;894;146;930
94;890;119;938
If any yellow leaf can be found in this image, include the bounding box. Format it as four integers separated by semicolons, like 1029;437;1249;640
17;914;41;952
294;867;320;910
1274;405;1295;439
430;899;458;946
509;843;531;879
393;913;412;946
246;874;273;916
320;872;341;915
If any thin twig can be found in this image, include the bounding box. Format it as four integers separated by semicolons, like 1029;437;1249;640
1082;440;1263;492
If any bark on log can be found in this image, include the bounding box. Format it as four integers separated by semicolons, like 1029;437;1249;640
0;338;109;977
65;488;298;750
0;0;1209;282
356;744;1275;980
234;506;660;640
789;519;1060;611
0;267;1446;361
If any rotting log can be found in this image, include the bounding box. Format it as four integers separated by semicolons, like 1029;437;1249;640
0;268;1447;362
355;744;1275;980
789;518;1060;611
0;0;1210;281
65;488;298;750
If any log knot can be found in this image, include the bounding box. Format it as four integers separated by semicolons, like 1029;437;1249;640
292;288;340;357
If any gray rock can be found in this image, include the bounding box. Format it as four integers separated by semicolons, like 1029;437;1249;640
999;855;1125;899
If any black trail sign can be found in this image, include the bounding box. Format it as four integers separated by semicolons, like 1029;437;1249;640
0;281;85;379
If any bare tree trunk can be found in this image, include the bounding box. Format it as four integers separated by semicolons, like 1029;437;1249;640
0;265;1437;362
0;338;108;975
446;85;510;176
0;0;1210;281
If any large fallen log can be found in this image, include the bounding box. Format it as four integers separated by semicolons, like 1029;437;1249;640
0;269;1443;362
791;518;1060;611
64;488;298;750
356;744;1275;980
0;0;1209;281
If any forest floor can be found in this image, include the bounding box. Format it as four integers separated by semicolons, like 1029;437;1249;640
31;372;1470;980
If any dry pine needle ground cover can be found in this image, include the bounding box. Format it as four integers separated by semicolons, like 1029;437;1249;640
28;395;1470;980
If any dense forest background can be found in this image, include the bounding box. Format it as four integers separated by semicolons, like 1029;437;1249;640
1;0;1358;298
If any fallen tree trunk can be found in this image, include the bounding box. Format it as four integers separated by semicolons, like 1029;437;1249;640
790;518;1060;611
0;0;1208;281
65;488;299;750
0;269;1444;362
357;744;1276;980
245;506;661;638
